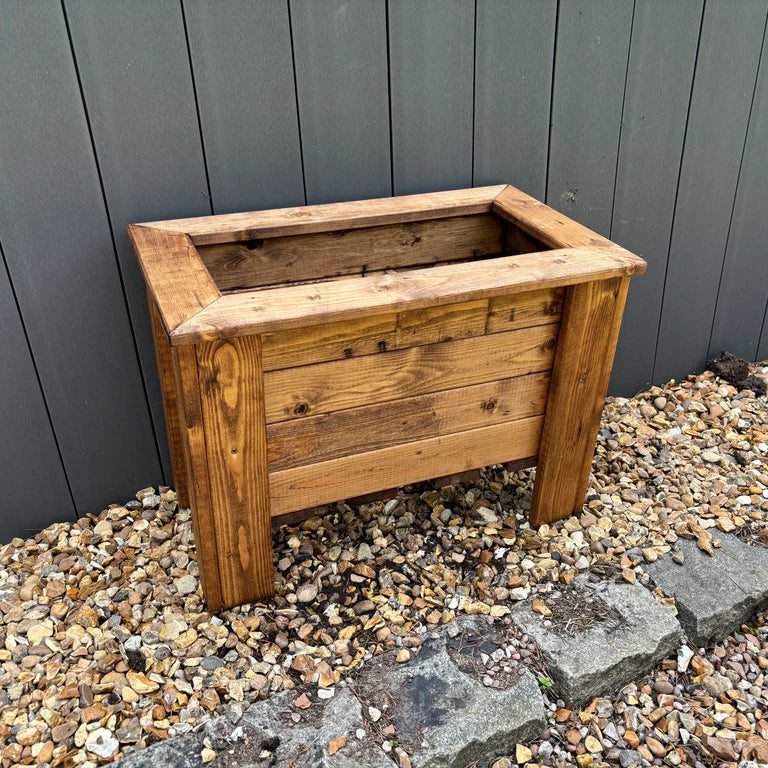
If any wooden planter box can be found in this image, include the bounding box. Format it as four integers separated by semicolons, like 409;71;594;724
129;185;645;610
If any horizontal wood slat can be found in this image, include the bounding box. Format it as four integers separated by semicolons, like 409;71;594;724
142;185;507;244
267;371;550;470
263;324;557;423
269;414;544;516
170;246;644;344
262;287;563;371
199;213;506;291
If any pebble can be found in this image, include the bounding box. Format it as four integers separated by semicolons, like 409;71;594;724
85;728;119;758
174;574;197;594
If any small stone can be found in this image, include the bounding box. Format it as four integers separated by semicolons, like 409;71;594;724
369;706;382;722
175;575;197;594
85;728;119;759
201;747;216;763
51;722;77;743
492;759;512;768
27;620;54;645
516;744;532;764
671;550;685;565
642;548;658;563
645;736;666;757
294;693;311;709
619;749;642;768
703;735;737;762
126;670;160;694
677;645;694;672
328;737;347;755
576;754;593;767
93;519;113;536
532;599;552;617
296;583;318;603
15;727;39;746
397;649;411;663
622;568;635;584
585;735;602;753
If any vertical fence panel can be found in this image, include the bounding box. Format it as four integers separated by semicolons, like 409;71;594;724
184;0;305;214
546;0;634;235
609;0;703;395
473;0;556;199
389;0;475;195
290;0;391;204
65;0;213;481
0;255;73;537
0;2;161;513
709;23;768;363
654;1;768;385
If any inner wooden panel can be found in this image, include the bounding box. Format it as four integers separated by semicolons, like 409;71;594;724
197;213;548;291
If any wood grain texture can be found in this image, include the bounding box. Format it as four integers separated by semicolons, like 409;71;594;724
609;0;703;393
263;325;557;423
655;0;768;383
196;336;274;606
529;278;629;526
171;245;643;344
199;214;505;291
142;186;506;245
290;0;390;204
262;287;563;371
183;0;304;213
128;225;220;333
269;415;543;516
267;371;550;470
546;0;634;234
0;1;162;512
473;0;557;197
172;345;222;610
148;292;189;508
388;0;474;194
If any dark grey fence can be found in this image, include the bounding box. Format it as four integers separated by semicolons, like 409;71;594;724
1;0;767;538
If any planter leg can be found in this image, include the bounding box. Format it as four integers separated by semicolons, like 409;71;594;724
195;335;274;608
529;277;629;527
148;293;190;507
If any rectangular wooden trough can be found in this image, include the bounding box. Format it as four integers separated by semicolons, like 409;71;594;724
129;185;646;610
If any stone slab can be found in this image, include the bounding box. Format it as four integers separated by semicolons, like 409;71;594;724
513;581;683;707
115;685;392;768
351;620;546;768
647;533;768;648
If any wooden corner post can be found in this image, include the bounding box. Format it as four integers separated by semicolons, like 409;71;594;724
528;277;630;527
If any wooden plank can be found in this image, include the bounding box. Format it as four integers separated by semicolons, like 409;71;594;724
261;287;563;371
388;0;474;194
198;213;505;291
473;0;557;197
196;336;274;606
0;255;74;536
183;0;304;213
129;226;220;334
148;292;189;508
608;0;703;394
171;246;644;345
143;186;506;245
0;1;162;512
546;0;634;234
263;325;557;423
172;345;222;610
709;21;768;363
655;0;768;384
270;415;543;516
529;278;629;527
290;0;390;204
268;371;550;470
64;0;212;481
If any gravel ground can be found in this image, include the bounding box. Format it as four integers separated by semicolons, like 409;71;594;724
0;363;767;767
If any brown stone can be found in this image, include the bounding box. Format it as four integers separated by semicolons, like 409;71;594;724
703;736;737;762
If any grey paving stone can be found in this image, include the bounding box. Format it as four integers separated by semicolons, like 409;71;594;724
115;685;392;768
646;533;768;648
512;581;683;707
351;620;546;768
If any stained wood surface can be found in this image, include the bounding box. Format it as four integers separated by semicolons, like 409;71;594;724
388;0;474;194
143;186;506;245
473;0;557;197
199;214;506;291
64;0;212;481
263;325;557;423
289;0;390;204
183;0;304;213
268;372;550;471
0;1;162;513
172;345;222;610
128;225;220;334
196;336;274;606
269;415;543;517
546;0;634;234
609;0;703;393
529;278;629;526
262;287;563;371
148;293;189;508
655;0;768;383
171;246;643;344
